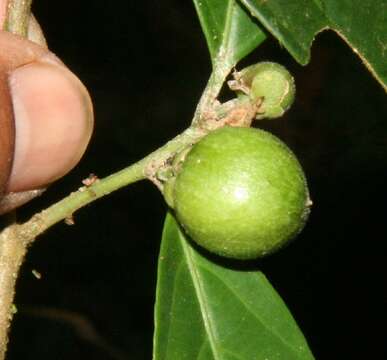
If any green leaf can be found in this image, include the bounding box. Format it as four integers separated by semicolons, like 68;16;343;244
153;213;314;360
193;0;266;69
239;0;387;90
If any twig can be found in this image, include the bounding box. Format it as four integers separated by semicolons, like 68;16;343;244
3;0;32;36
13;126;205;244
0;222;27;359
192;52;233;125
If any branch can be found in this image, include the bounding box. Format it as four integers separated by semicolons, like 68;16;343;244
3;0;32;36
192;55;233;125
0;221;27;359
14;126;205;243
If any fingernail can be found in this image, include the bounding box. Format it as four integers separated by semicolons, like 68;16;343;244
7;62;94;192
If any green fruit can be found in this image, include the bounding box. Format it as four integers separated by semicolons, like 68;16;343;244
167;126;310;259
237;62;295;119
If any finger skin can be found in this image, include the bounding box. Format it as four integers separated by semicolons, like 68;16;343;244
0;29;94;209
0;30;46;197
0;70;14;196
0;3;48;194
0;0;7;29
8;60;94;191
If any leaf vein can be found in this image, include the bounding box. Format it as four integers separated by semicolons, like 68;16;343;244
180;237;221;360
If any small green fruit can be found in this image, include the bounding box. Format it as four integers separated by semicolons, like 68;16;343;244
237;62;295;119
167;126;310;259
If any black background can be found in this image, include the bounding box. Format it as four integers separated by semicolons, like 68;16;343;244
6;1;387;359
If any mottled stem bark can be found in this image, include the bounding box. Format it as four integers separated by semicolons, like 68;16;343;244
0;222;27;359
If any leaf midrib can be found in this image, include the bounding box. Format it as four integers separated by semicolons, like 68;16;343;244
181;235;222;360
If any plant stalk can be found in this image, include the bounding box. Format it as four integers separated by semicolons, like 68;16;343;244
0;221;26;359
3;0;32;36
14;126;205;242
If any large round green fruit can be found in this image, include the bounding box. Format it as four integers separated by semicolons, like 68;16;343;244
169;126;310;259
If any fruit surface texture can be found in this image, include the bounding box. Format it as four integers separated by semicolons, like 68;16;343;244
172;126;310;259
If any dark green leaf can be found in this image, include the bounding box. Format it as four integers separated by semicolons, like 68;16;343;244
193;0;266;69
153;213;314;360
239;0;387;90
